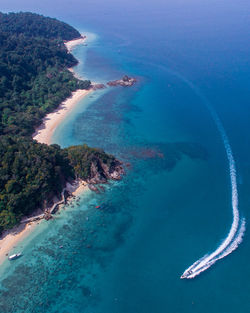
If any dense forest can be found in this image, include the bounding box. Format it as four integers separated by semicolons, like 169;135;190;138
0;12;91;136
0;12;122;232
0;12;81;40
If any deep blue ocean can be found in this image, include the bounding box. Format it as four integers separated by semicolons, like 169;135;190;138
1;1;250;312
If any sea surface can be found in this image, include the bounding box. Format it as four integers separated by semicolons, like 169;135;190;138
1;1;250;312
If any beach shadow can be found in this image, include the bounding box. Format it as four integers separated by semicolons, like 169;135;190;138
0;223;27;242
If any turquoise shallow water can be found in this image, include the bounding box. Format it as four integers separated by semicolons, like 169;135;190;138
1;1;250;312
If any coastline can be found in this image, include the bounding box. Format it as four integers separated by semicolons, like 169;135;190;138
0;222;37;266
32;88;91;145
64;35;87;52
33;34;92;145
0;179;89;266
0;35;91;265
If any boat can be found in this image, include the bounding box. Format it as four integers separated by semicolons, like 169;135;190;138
180;269;193;279
8;253;22;260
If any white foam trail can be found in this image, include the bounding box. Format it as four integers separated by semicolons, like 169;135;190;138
178;78;246;279
185;219;246;279
139;63;246;278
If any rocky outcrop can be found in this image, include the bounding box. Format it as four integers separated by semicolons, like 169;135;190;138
88;184;100;192
86;158;125;185
91;76;136;90
91;83;107;90
107;75;136;87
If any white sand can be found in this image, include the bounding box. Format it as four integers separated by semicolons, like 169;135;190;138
32;89;92;145
0;180;89;265
0;222;37;265
33;34;92;145
64;35;86;52
0;35;91;264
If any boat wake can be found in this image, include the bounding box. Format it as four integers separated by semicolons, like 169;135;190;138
181;219;245;279
179;80;246;279
136;60;246;279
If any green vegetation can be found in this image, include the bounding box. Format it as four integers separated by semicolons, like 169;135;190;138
65;144;116;179
0;12;91;136
0;12;119;233
0;137;73;229
0;12;81;40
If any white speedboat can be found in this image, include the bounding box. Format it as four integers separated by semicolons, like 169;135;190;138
180;269;193;279
8;253;22;260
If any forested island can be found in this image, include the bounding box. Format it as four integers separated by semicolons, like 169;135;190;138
0;12;124;233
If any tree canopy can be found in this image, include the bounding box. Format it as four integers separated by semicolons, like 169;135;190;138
0;12;118;232
0;12;91;137
0;12;81;40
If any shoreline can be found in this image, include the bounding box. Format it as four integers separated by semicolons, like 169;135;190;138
32;88;92;145
0;179;89;266
33;34;92;145
64;35;87;52
0;222;37;266
0;35;91;265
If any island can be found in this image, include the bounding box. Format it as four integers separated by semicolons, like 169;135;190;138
90;75;137;90
0;12;124;234
107;75;137;87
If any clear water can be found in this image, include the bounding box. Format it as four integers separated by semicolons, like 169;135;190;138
1;1;250;312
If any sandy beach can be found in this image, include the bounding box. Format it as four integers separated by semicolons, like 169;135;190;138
0;180;89;266
0;222;37;265
0;35;91;265
33;34;92;145
32;88;91;145
64;35;87;52
65;179;89;197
